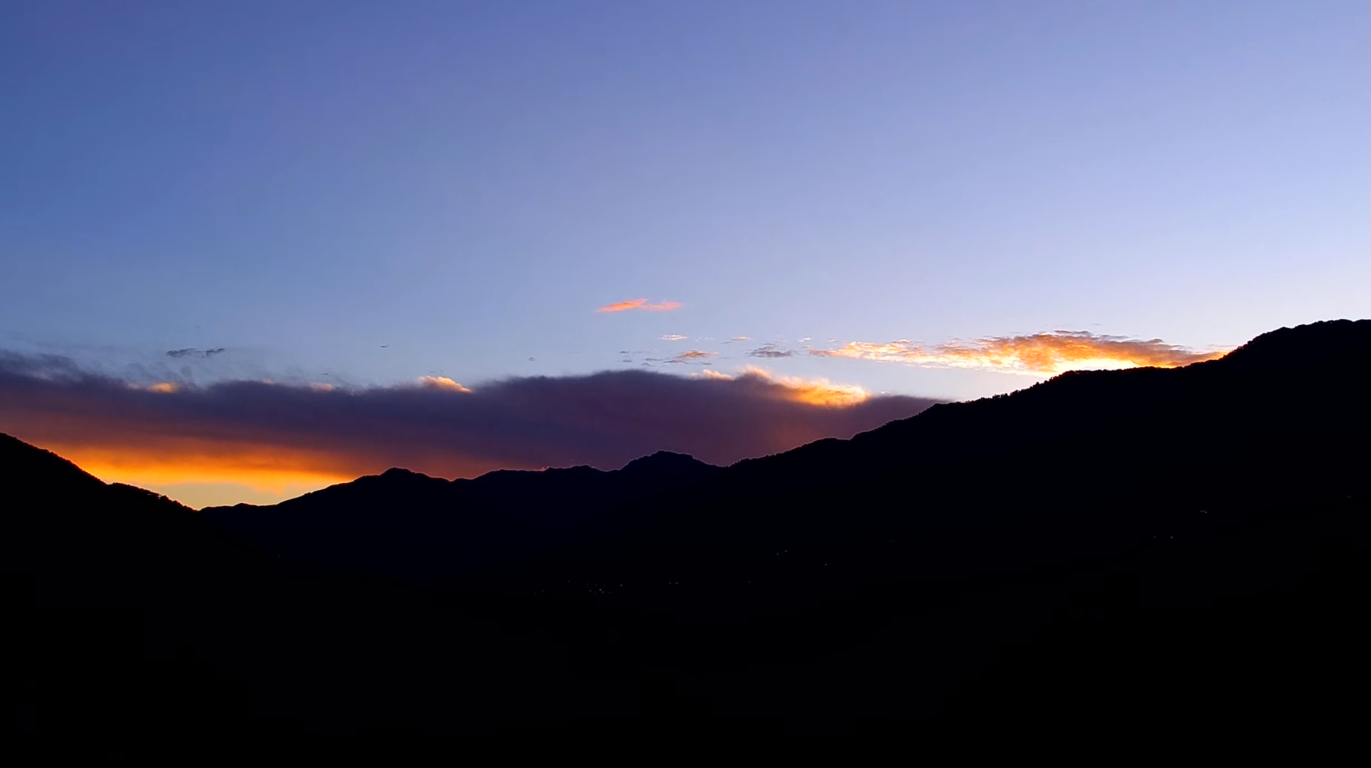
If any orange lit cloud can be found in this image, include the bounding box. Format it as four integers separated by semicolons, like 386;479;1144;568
595;298;683;313
696;366;869;407
0;353;939;508
418;376;473;393
812;331;1228;375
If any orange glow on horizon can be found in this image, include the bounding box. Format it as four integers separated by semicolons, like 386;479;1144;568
48;441;356;489
49;447;351;508
32;436;507;507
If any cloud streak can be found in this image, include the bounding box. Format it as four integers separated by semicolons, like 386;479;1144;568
0;352;939;506
811;331;1228;374
595;298;683;313
668;350;716;363
167;347;226;359
749;343;796;359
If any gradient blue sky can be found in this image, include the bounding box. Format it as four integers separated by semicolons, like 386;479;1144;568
3;0;1368;403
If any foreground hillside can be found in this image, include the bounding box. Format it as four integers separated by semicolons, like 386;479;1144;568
6;320;1370;756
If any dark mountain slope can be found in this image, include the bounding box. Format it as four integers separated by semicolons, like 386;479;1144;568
466;320;1371;740
747;318;1368;481
7;319;1371;755
2;433;545;758
478;320;1369;593
0;433;285;757
205;319;1370;590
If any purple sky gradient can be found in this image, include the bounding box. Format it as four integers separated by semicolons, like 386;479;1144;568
1;1;1367;502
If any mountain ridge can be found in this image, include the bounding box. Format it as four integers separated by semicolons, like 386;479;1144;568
5;318;1371;754
202;318;1369;518
200;445;724;579
196;319;1371;584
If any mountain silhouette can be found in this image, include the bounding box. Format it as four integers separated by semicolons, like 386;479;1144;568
202;450;723;580
1;433;279;758
6;319;1371;756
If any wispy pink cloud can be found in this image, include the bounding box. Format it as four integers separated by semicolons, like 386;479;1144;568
669;350;716;362
595;298;684;313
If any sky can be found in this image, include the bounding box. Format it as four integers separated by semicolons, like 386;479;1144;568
2;1;1368;506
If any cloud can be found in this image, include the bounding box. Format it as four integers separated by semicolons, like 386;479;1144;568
0;352;939;506
166;347;226;359
667;350;716;363
640;349;719;366
595;298;683;313
661;334;688;341
418;376;473;393
811;331;1228;375
695;366;871;407
748;343;795;359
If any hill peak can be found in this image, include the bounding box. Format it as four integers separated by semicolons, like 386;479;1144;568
1;432;105;489
1220;319;1371;369
619;451;714;474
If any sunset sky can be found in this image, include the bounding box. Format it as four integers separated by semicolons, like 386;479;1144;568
2;1;1368;506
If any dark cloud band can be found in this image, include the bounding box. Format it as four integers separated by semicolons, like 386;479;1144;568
0;352;941;491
